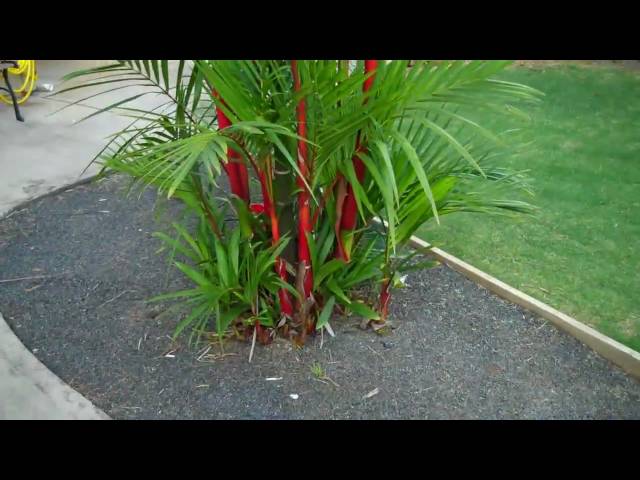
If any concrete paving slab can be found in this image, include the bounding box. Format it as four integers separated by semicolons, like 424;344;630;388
0;60;169;216
0;313;109;419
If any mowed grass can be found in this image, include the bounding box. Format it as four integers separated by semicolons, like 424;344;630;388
418;63;640;351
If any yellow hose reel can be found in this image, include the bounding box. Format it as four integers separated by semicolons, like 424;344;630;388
0;60;37;105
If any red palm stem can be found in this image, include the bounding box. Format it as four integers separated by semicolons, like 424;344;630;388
213;90;250;203
291;60;313;299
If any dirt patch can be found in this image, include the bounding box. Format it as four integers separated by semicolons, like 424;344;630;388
0;174;638;419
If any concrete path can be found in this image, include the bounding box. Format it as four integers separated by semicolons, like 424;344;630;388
0;313;109;419
0;60;164;419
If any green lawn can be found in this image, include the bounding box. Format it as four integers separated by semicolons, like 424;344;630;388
418;63;640;351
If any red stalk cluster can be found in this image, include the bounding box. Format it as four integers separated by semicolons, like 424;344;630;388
214;89;292;318
213;61;388;334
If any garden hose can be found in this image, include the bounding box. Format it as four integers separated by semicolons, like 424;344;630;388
0;60;37;105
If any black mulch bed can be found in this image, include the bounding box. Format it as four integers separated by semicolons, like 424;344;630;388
1;174;639;420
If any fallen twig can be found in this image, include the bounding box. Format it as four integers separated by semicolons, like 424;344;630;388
196;345;212;361
0;274;55;284
16;225;29;239
366;344;385;360
249;327;257;363
535;321;549;332
200;352;238;362
363;388;380;400
3;208;27;220
96;290;134;309
322;376;340;388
